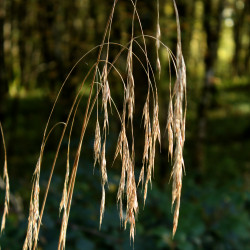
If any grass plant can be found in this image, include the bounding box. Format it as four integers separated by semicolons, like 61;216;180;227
0;0;187;249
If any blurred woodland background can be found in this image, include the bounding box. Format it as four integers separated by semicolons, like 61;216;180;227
0;0;250;249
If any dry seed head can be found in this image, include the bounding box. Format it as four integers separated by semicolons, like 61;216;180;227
166;0;186;236
171;138;183;236
143;147;153;205
60;157;70;218
100;141;108;185
168;40;186;238
117;163;126;223
124;148;138;241
99;140;108;228
114;131;123;163
1;161;9;234
153;103;161;146
125;186;138;242
23;157;42;249
167;100;174;160
137;165;144;187
32;158;41;245
59;175;68;215
169;85;185;237
143;102;161;204
116;126;127;207
126;43;135;123
20;0;187;245
173;197;180;236
100;186;105;228
0;122;9;234
32;178;40;243
23;199;34;250
142;96;151;166
94;120;101;166
116;122;139;240
101;63;111;132
102;80;111;131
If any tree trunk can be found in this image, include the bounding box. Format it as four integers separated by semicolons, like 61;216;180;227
195;0;224;173
232;0;248;76
16;0;27;88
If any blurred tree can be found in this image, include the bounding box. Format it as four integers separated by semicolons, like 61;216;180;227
195;0;224;172
37;0;63;90
177;0;196;60
245;27;250;72
0;0;7;121
232;0;249;76
242;0;250;73
16;0;27;88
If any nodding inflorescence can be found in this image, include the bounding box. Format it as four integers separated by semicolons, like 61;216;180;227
20;0;187;249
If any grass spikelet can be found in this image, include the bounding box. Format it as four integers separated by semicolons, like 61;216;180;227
116;124;127;222
94;120;101;166
59;161;69;215
58;185;68;249
124;156;138;242
126;43;135;123
171;133;184;236
142;95;161;205
142;92;151;167
153;102;161;147
114;131;123;164
137;165;144;188
102;65;111;130
0;122;9;234
156;0;161;78
117;125;138;241
99;139;108;228
23;199;33;250
167;99;174;160
141;92;153;204
168;0;187;237
23;157;41;250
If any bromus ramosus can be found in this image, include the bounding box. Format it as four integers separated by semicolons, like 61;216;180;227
0;0;187;249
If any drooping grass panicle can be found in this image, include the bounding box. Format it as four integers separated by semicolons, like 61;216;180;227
0;122;9;234
168;0;187;237
23;158;40;250
23;122;66;250
25;58;98;250
20;0;186;248
116;120;138;240
23;196;34;250
58;76;99;250
58;2;119;249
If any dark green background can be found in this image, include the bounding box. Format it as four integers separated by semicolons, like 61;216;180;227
0;0;249;249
